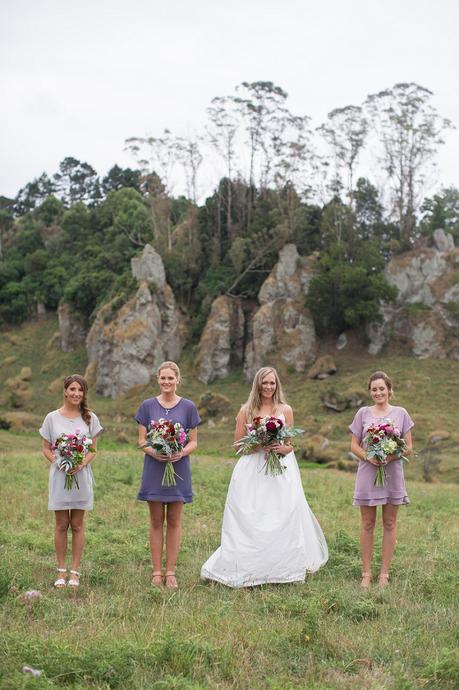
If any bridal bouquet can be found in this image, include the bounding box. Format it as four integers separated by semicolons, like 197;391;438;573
143;418;188;486
234;415;304;476
363;419;408;487
52;431;95;490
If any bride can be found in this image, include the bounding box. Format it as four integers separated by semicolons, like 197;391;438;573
201;367;328;587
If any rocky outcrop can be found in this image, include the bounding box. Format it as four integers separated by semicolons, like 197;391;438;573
368;232;459;360
307;355;337;379
244;244;317;379
85;245;181;398
57;303;87;352
196;296;245;384
131;244;166;287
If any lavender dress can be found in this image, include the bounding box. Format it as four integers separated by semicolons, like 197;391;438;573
135;397;201;503
349;406;414;506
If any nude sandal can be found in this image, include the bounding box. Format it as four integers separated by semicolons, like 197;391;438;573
151;571;163;587
360;572;372;588
165;571;178;589
54;568;67;588
68;570;80;587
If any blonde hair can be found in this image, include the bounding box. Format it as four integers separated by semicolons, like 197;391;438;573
368;370;394;398
156;361;181;384
63;374;91;425
244;367;286;422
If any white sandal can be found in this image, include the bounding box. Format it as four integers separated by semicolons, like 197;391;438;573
68;569;80;587
54;568;67;588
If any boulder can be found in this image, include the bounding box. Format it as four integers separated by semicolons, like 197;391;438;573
198;392;233;421
131;244;166;287
244;245;318;379
196;296;245;384
320;388;364;413
368;233;459;359
85;249;181;398
307;355;337;379
433;228;455;252
57;303;87;352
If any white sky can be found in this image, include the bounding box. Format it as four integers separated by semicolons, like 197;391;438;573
1;0;458;200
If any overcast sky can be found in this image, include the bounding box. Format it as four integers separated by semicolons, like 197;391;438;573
1;0;457;201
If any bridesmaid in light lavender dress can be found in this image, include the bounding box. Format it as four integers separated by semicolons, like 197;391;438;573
349;370;414;588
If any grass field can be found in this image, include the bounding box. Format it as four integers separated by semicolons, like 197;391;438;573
0;317;458;688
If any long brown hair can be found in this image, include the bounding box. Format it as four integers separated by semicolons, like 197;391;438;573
63;374;91;425
244;367;286;422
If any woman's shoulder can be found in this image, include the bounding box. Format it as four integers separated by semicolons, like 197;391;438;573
390;405;410;417
43;409;60;421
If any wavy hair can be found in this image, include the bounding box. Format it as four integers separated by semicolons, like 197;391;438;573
63;374;91;425
244;367;286;422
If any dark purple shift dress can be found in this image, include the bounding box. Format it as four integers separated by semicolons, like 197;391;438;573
135;397;201;503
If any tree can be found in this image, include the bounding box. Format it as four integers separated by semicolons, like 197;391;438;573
317;105;368;205
14;173;56;215
53;157;100;206
365;83;454;248
420;187;459;244
101;165;142;194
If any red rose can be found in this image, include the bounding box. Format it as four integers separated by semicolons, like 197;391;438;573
266;421;277;432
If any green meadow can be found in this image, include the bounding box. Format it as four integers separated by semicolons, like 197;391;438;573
0;317;458;689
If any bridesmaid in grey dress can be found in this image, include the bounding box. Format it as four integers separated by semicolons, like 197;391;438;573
40;375;102;588
349;371;414;588
135;361;200;589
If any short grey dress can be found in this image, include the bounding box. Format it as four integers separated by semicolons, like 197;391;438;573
39;410;103;511
349;406;414;506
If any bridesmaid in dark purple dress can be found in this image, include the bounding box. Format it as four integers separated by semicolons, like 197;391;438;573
349;371;414;588
135;361;201;589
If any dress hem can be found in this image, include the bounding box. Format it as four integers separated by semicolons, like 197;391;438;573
137;494;192;504
353;497;409;506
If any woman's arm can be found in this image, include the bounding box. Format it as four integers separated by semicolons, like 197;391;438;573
171;427;198;461
350;434;381;466
138;423;161;459
42;439;55;464
234;407;247;443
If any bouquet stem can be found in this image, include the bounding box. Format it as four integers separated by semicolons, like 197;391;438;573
162;461;182;487
263;451;286;477
374;464;386;487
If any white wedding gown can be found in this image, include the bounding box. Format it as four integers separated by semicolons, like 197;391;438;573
201;425;328;588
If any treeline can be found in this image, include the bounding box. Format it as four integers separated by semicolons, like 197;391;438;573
0;80;458;336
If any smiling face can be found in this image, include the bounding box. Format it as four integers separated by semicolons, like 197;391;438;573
64;381;84;406
369;378;390;406
260;371;277;400
157;367;178;396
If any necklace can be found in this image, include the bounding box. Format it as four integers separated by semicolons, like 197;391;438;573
157;397;180;415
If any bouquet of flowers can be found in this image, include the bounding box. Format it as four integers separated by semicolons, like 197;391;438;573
363;419;408;486
234;415;304;476
143;418;189;486
52;431;94;490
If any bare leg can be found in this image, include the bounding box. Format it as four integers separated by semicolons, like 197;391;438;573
148;502;165;581
165;502;183;587
54;510;70;570
360;506;377;586
380;504;399;583
70;510;86;580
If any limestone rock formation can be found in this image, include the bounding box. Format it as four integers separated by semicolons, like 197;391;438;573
196;296;245;384
244;244;317;379
131;244;166;287
368;232;459;360
85;247;181;398
57;303;87;352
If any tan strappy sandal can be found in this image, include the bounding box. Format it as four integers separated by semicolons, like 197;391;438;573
54;568;67;588
67;569;80;587
360;572;372;588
